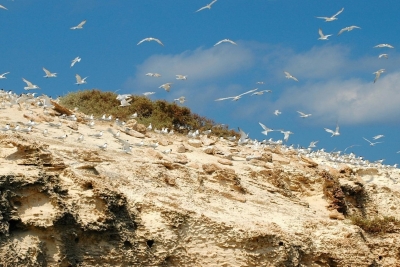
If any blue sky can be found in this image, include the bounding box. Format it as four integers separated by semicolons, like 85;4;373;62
1;0;400;165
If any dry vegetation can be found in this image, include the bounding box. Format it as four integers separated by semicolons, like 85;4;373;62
59;89;239;138
349;215;400;234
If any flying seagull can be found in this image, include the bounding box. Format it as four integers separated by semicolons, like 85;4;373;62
318;28;332;40
43;67;57;78
196;0;217;12
174;96;186;104
373;69;385;83
374;44;394;49
214;39;237;46
372;135;384;140
22;78;40;90
338;26;361;35
75;74;88;85
284;71;298;82
70;20;86;30
259;122;275;136
274;110;282;116
363;137;383;146
159;83;172;92
309;141;319;148
251;90;272;95
176;75;187;80
215;88;258;101
0;5;7;10
146;73;161;77
378;54;388;59
316;7;344;22
71;56;81;67
297;111;312;118
0;72;10;79
137;37;164;46
280;130;294;142
324;124;340;137
143;92;156;96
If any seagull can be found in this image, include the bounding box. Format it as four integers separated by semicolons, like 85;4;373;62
119;98;131;107
0;72;10;79
373;69;385;83
75;74;88;85
378;54;388;59
324;124;340;137
309;141;319;148
174;96;186;104
196;0;217;12
137;37;164;46
280;130;294;142
316;7;344;22
337;25;361;35
22;78;40;90
251;90;272;95
374;44;394;49
176;75;187;80
77;134;84;142
145;73;161;77
54;134;68;142
42;129;49;137
71;56;81;67
373;135;384;140
256;81;264;84
0;5;7;10
70;20;86;30
274;110;282;116
258;122;275;136
284;71;298;82
318;28;332;40
214;39;237;46
159;83;172;92
107;128;120;138
297;111;312;118
89;131;103;138
48;121;62;128
363;137;383;146
143;92;156;96
215;88;258;101
98;143;108;150
238;127;250;144
43;67;57;78
162;148;172;155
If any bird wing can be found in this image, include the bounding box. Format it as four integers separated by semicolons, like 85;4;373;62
228;40;237;45
291;75;299;82
22;78;33;87
1;72;9;76
332;7;344;18
258;122;269;131
214;40;223;46
337;28;347;35
195;5;207;12
324;128;334;134
0;5;7;10
43;67;51;76
77;20;86;28
373;72;381;83
154;38;164;46
137;38;147;45
316;16;329;20
209;0;218;6
75;74;82;83
238;127;248;140
284;71;291;77
318;28;324;38
215;96;235;101
363;137;373;145
297;111;306;116
238;88;258;97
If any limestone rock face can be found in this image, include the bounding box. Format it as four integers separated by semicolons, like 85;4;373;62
1;104;400;266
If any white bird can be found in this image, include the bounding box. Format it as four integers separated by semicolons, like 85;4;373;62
337;25;361;35
77;134;84;142
71;56;81;67
284;71;298;82
0;5;7;10
196;0;217;12
215;88;258;101
43;67;57;78
251;90;272;95
318;28;332;40
89;131;103;138
324;124;340;137
54;134;68;142
131;112;138;118
119;98;131;107
373;135;384;140
159;83;172;92
22;78;40;90
316;7;344;22
363;137;383;146
75;74;88;85
238;127;250;144
98;143;108;150
378;54;388;59
258;122;275;136
274;110;282;116
145;73;161;77
176;75;187;80
174;96;186;104
256;81;264;84
143;92;156;96
214;39;237;46
309;141;319;148
374;44;394;49
162;148;172;154
373;69;385;83
19;126;32;133
42;129;49;137
147;123;152;131
137;37;164;46
280;130;294;142
107;128;120;138
70;20;86;30
297;111;312;118
0;72;10;79
48;121;62;128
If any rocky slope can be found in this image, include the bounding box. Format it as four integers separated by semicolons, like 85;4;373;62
0;103;400;266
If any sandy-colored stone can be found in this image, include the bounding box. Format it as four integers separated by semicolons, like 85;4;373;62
203;146;215;155
217;158;233;166
188;139;202;148
202;163;220;174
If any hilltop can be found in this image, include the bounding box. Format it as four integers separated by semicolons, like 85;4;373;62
0;90;399;266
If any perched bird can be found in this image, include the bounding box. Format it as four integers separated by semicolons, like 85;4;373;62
274;110;282;116
316;7;344;22
131;112;138;118
214;39;237;46
0;124;10;132
48;121;62;128
71;56;81;67
43;67;57;78
147;123;152;131
251;90;272;95
75;74;88;85
42;129;49;137
98;143;108;150
0;72;10;79
363;137;383;146
324;124;340;137
70;20;86;30
19;126;32;133
378;54;388;59
297;111;312;118
137;37;164;46
159;83;172;92
162;148;172;154
107;128;120;138
259;122;275;136
174;96;186;104
284;71;298;82
373;69;385;83
176;75;187;80
22;78;40;90
318;28;332;40
215;88;258;101
196;0;217;12
338;26;361;35
89;131;103;138
374;44;394;49
77;134;84;142
373;135;384;140
54;134;68;141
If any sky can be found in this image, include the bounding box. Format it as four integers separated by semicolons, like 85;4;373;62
1;0;400;165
